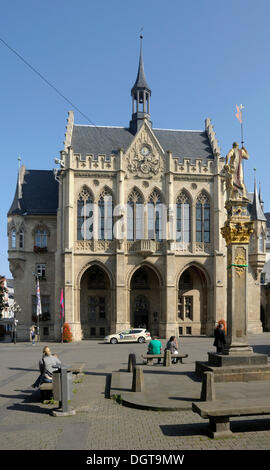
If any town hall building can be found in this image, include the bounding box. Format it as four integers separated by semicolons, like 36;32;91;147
7;40;267;341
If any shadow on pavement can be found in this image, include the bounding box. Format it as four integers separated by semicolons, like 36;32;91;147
0;389;53;415
160;422;207;437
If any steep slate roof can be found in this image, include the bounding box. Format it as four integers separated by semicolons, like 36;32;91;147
250;186;266;221
71;125;214;162
265;212;270;228
8;170;59;216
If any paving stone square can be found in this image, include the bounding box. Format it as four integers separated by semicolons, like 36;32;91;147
0;334;270;453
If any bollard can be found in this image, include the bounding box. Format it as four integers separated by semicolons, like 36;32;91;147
132;366;144;392
163;349;171;367
200;371;215;401
128;353;136;372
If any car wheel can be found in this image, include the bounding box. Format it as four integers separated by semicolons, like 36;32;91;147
138;337;145;343
110;337;118;344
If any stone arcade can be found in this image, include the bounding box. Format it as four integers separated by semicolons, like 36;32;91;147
7;39;266;341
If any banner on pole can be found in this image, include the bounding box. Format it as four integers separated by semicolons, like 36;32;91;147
60;288;64;319
236;104;243;124
36;278;42;316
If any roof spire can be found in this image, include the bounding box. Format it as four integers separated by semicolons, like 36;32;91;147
251;169;266;221
130;33;152;134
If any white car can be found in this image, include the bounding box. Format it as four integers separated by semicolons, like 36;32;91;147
104;328;151;344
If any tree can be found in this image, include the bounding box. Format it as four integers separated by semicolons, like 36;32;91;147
62;322;72;343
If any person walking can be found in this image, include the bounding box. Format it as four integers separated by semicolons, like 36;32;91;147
166;336;179;363
213;323;226;354
31;326;36;345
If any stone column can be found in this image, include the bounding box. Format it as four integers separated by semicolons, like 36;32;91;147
221;199;254;355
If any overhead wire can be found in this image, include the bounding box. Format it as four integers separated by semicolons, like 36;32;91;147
0;36;124;151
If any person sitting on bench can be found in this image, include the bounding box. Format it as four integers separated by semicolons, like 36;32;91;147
147;336;162;364
31;346;61;389
166;336;179;363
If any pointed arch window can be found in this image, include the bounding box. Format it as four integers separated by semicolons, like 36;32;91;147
77;187;94;240
127;189;144;240
176;192;191;242
98;189;114;240
196;193;210;243
19;229;24;249
11;229;16;249
147;189;164;241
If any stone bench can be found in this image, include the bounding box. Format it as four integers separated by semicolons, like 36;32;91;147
39;382;53;402
192;398;270;438
141;353;188;365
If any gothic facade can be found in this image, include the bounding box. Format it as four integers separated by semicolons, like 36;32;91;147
7;43;267;341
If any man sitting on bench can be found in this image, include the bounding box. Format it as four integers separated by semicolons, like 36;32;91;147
147;336;162;363
31;346;61;389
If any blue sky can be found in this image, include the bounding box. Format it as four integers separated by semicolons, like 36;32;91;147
1;0;270;276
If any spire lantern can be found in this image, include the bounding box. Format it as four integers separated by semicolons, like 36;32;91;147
130;35;152;134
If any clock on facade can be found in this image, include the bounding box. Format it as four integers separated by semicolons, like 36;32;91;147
140;145;151;157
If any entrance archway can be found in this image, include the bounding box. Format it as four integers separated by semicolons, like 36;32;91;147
177;265;208;335
130;265;161;335
80;264;111;338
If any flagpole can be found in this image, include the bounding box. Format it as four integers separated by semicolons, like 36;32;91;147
240;105;244;147
60;288;64;343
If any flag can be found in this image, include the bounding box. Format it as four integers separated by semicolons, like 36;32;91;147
36;278;42;316
236;104;243;124
60;288;64;319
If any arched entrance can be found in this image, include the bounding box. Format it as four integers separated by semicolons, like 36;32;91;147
80;264;111;338
130;265;161;335
177;265;208;335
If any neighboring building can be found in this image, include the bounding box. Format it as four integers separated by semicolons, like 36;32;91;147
0;276;8;318
261;212;270;330
7;41;267;341
0;277;14;337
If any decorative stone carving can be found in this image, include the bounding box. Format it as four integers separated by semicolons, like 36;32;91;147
233;247;247;277
221;221;253;246
127;144;161;178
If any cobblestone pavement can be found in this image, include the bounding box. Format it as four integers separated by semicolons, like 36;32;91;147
0;334;270;452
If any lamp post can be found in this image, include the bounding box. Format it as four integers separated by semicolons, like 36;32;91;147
32;273;41;341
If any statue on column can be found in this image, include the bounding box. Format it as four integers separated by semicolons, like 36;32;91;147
224;142;249;200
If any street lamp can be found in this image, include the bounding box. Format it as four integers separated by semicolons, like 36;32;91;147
32;272;41;341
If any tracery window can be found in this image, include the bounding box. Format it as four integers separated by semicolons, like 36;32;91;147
196;193;210;243
176;192;191;242
77;187;94;240
98;188;113;240
11;229;16;249
127;189;144;240
147;189;164;241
